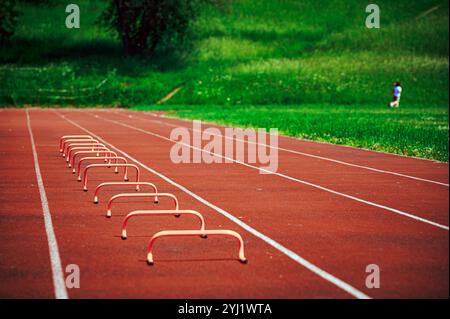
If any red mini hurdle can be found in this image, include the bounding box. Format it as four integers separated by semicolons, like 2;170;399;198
146;229;247;265
65;141;104;152
68;147;112;167
66;145;107;165
82;163;140;191
66;142;106;158
76;156;127;180
59;135;93;152
106;192;177;218
62;138;99;157
121;209;206;240
70;149;117;169
93;182;159;204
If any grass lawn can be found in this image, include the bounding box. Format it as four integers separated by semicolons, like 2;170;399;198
134;104;449;162
1;0;448;107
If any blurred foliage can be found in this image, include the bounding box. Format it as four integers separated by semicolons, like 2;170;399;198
0;0;19;45
99;0;203;56
1;0;447;107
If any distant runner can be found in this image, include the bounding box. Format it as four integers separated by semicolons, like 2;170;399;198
389;81;402;108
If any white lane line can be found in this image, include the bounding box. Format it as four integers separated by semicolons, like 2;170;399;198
89;111;449;231
26;109;68;299
54;110;371;299
129;110;449;187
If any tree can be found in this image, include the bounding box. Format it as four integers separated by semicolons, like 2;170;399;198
101;0;200;56
0;0;18;45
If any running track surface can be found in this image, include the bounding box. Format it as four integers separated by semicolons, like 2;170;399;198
0;108;448;299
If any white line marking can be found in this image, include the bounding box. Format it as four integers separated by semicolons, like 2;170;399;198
26;109;68;299
54;110;371;299
88;111;449;231
130;111;449;187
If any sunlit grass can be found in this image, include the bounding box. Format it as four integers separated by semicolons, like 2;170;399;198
134;104;449;162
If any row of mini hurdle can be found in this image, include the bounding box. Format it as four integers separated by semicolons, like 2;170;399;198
59;135;247;265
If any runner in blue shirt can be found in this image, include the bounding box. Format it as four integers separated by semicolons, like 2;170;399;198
389;81;402;108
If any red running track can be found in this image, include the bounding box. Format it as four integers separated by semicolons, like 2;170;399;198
0;108;448;299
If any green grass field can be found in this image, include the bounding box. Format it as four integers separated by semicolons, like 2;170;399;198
1;0;448;161
133;104;449;162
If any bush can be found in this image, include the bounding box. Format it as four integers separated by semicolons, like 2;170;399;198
0;0;18;45
101;0;201;56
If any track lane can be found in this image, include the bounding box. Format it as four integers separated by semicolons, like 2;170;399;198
0;109;55;298
94;110;449;228
126;109;449;186
30;108;358;298
56;109;448;298
26;109;68;299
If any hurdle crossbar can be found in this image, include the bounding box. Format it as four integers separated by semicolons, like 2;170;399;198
66;142;106;157
121;209;206;239
70;149;117;169
146;229;247;265
59;135;93;152
106;192;177;218
77;156;127;180
62;138;99;157
66;144;107;164
93;182;159;204
82;163;140;192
